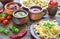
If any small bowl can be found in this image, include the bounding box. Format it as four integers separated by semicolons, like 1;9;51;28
29;6;45;20
5;2;22;15
13;10;29;25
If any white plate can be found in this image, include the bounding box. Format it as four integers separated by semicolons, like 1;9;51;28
20;0;50;10
30;20;60;39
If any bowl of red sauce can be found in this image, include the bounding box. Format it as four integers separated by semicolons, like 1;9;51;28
5;2;22;15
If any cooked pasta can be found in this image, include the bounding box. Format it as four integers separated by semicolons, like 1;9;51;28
23;0;49;8
34;20;60;39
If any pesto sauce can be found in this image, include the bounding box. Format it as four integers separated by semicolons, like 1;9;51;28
15;12;27;18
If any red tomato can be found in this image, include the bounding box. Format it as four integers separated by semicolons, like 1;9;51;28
55;2;58;6
7;15;12;20
50;1;55;5
3;20;8;25
0;17;5;21
49;0;53;4
50;1;58;6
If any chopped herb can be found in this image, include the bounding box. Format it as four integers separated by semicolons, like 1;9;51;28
43;22;54;28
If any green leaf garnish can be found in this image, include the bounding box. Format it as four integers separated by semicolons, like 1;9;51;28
3;30;9;35
0;14;7;18
0;28;9;35
0;14;3;18
9;26;19;33
0;28;5;32
43;22;54;28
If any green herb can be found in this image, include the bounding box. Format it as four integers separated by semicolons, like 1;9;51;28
58;12;60;15
0;14;7;18
58;7;60;10
14;28;19;33
43;22;54;28
2;14;7;18
3;30;9;35
0;14;2;18
0;28;9;35
0;28;5;32
9;26;19;33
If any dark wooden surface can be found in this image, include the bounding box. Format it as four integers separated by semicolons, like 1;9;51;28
0;11;60;39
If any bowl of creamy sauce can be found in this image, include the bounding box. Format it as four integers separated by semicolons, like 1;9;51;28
13;10;29;25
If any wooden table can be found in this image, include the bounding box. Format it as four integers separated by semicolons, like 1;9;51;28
0;11;60;39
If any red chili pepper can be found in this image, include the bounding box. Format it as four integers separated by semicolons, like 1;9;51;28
9;29;27;39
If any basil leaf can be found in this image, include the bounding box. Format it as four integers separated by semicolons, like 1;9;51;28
15;28;19;33
43;22;54;28
2;14;7;18
3;30;9;35
0;14;2;18
0;28;4;32
9;26;19;33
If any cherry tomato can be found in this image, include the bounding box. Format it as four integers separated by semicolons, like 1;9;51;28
0;17;5;21
7;15;12;20
55;2;58;6
3;20;8;25
49;0;53;4
50;1;58;6
50;1;55;5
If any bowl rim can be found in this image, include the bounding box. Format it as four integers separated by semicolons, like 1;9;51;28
21;3;48;10
29;6;43;13
13;10;28;18
30;22;41;39
5;2;22;11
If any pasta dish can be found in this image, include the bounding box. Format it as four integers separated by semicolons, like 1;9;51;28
23;0;49;8
34;20;60;39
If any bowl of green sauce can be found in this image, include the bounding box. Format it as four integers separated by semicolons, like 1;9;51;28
13;10;29;25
